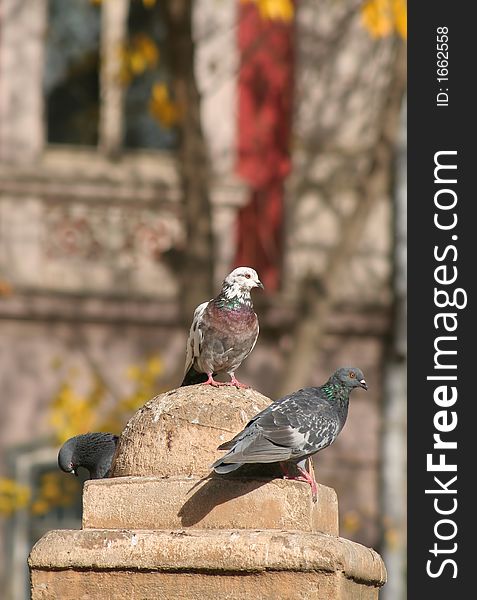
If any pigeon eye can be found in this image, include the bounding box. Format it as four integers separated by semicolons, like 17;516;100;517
244;273;251;279
349;371;356;378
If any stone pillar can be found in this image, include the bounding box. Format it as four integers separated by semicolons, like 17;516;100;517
29;386;386;599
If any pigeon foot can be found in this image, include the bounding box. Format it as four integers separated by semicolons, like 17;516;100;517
280;463;318;503
202;374;227;387
297;465;318;503
225;375;250;389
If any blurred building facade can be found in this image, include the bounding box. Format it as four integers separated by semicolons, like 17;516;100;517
0;1;400;598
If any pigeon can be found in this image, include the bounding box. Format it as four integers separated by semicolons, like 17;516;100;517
58;432;119;480
211;367;367;501
181;266;263;388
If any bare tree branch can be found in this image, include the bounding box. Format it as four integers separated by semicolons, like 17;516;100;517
278;40;406;396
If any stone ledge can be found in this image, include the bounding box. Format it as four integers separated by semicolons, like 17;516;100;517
30;570;380;600
29;528;386;587
82;476;339;535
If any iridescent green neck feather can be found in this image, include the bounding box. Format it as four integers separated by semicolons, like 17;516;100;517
321;380;349;403
215;284;253;310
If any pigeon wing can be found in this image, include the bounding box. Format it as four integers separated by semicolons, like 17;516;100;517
216;407;309;465
217;388;309;451
269;394;342;454
183;300;209;375
241;318;259;362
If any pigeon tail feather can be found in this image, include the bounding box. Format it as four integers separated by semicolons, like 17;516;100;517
212;461;243;474
217;439;236;450
181;366;209;386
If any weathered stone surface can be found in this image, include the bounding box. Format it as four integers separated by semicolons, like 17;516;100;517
29;528;386;599
30;569;378;600
82;476;339;535
110;385;271;478
29;528;386;579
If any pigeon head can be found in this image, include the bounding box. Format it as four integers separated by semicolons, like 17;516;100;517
58;432;118;479
332;367;367;390
58;436;79;476
222;267;263;300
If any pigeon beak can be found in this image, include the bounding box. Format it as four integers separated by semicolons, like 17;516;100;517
256;280;264;289
73;468;78;477
359;379;368;391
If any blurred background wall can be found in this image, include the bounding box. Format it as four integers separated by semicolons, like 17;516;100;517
0;1;407;598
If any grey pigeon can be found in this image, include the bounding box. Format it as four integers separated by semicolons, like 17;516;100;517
181;266;263;388
211;367;367;501
58;432;119;480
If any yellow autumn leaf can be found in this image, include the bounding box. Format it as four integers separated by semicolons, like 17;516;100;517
392;0;407;39
146;355;163;377
50;378;105;444
361;0;407;40
149;83;181;128
40;482;60;501
138;37;160;65
242;0;294;22
120;34;159;85
30;499;50;516
130;54;147;75
0;478;31;516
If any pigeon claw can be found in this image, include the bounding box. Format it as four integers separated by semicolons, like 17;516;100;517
282;465;318;503
227;375;250;389
297;465;318;503
202;374;227;387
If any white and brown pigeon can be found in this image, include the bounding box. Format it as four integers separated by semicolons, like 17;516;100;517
58;432;119;480
211;367;367;501
181;266;263;388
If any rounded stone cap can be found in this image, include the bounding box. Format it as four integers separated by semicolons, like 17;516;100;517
110;385;271;478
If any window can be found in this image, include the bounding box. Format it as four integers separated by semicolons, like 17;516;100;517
45;0;101;146
41;0;178;155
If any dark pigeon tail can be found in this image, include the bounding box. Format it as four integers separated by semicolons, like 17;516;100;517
181;366;209;386
217;440;235;451
211;460;243;474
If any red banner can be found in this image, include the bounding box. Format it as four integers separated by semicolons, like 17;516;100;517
233;1;295;291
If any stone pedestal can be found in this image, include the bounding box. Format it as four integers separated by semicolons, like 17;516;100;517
29;386;386;599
